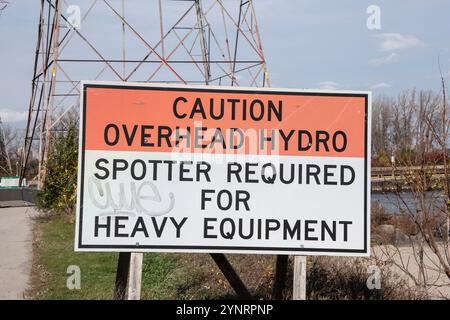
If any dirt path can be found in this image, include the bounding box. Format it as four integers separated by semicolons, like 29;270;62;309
373;245;450;299
0;206;35;299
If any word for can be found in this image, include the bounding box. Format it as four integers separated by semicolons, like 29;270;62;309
201;189;250;211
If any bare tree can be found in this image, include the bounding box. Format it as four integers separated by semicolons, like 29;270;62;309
372;95;394;159
0;122;22;176
373;84;450;299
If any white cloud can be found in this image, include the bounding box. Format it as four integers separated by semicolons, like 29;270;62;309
376;33;424;51
370;82;391;90
369;52;398;66
0;109;28;122
318;81;339;90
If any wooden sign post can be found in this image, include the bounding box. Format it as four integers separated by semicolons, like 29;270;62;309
113;252;130;300
272;255;288;299
292;256;307;300
210;253;252;299
128;252;144;300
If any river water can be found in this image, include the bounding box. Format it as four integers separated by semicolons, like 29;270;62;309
371;191;446;214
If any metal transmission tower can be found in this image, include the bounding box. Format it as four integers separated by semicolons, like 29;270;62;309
0;1;8;10
20;0;270;186
0;1;9;16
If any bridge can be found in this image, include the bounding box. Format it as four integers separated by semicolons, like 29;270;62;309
371;165;448;192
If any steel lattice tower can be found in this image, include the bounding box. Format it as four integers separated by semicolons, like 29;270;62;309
0;1;8;11
20;0;270;186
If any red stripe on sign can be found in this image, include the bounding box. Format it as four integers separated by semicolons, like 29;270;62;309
84;87;366;158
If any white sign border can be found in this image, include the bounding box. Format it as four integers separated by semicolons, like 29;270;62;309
75;81;372;257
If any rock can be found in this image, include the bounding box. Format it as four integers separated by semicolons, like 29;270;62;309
374;224;411;245
394;228;410;245
375;224;396;244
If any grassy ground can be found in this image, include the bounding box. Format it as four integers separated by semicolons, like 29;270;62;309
27;215;425;300
27;215;275;300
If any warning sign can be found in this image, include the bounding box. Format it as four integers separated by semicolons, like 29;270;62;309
75;82;371;256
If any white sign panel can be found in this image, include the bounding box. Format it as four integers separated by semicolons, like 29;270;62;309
75;82;371;256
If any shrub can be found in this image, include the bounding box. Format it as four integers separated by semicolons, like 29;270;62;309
36;121;78;214
378;152;392;167
303;257;424;300
371;202;392;229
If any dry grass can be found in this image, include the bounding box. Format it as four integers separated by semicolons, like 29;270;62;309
27;214;425;300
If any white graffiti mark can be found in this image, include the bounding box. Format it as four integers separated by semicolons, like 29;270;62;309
87;177;175;216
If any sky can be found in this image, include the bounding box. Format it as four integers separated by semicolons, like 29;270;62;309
0;0;449;128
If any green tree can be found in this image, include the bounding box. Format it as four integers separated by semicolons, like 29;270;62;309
36;121;78;214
